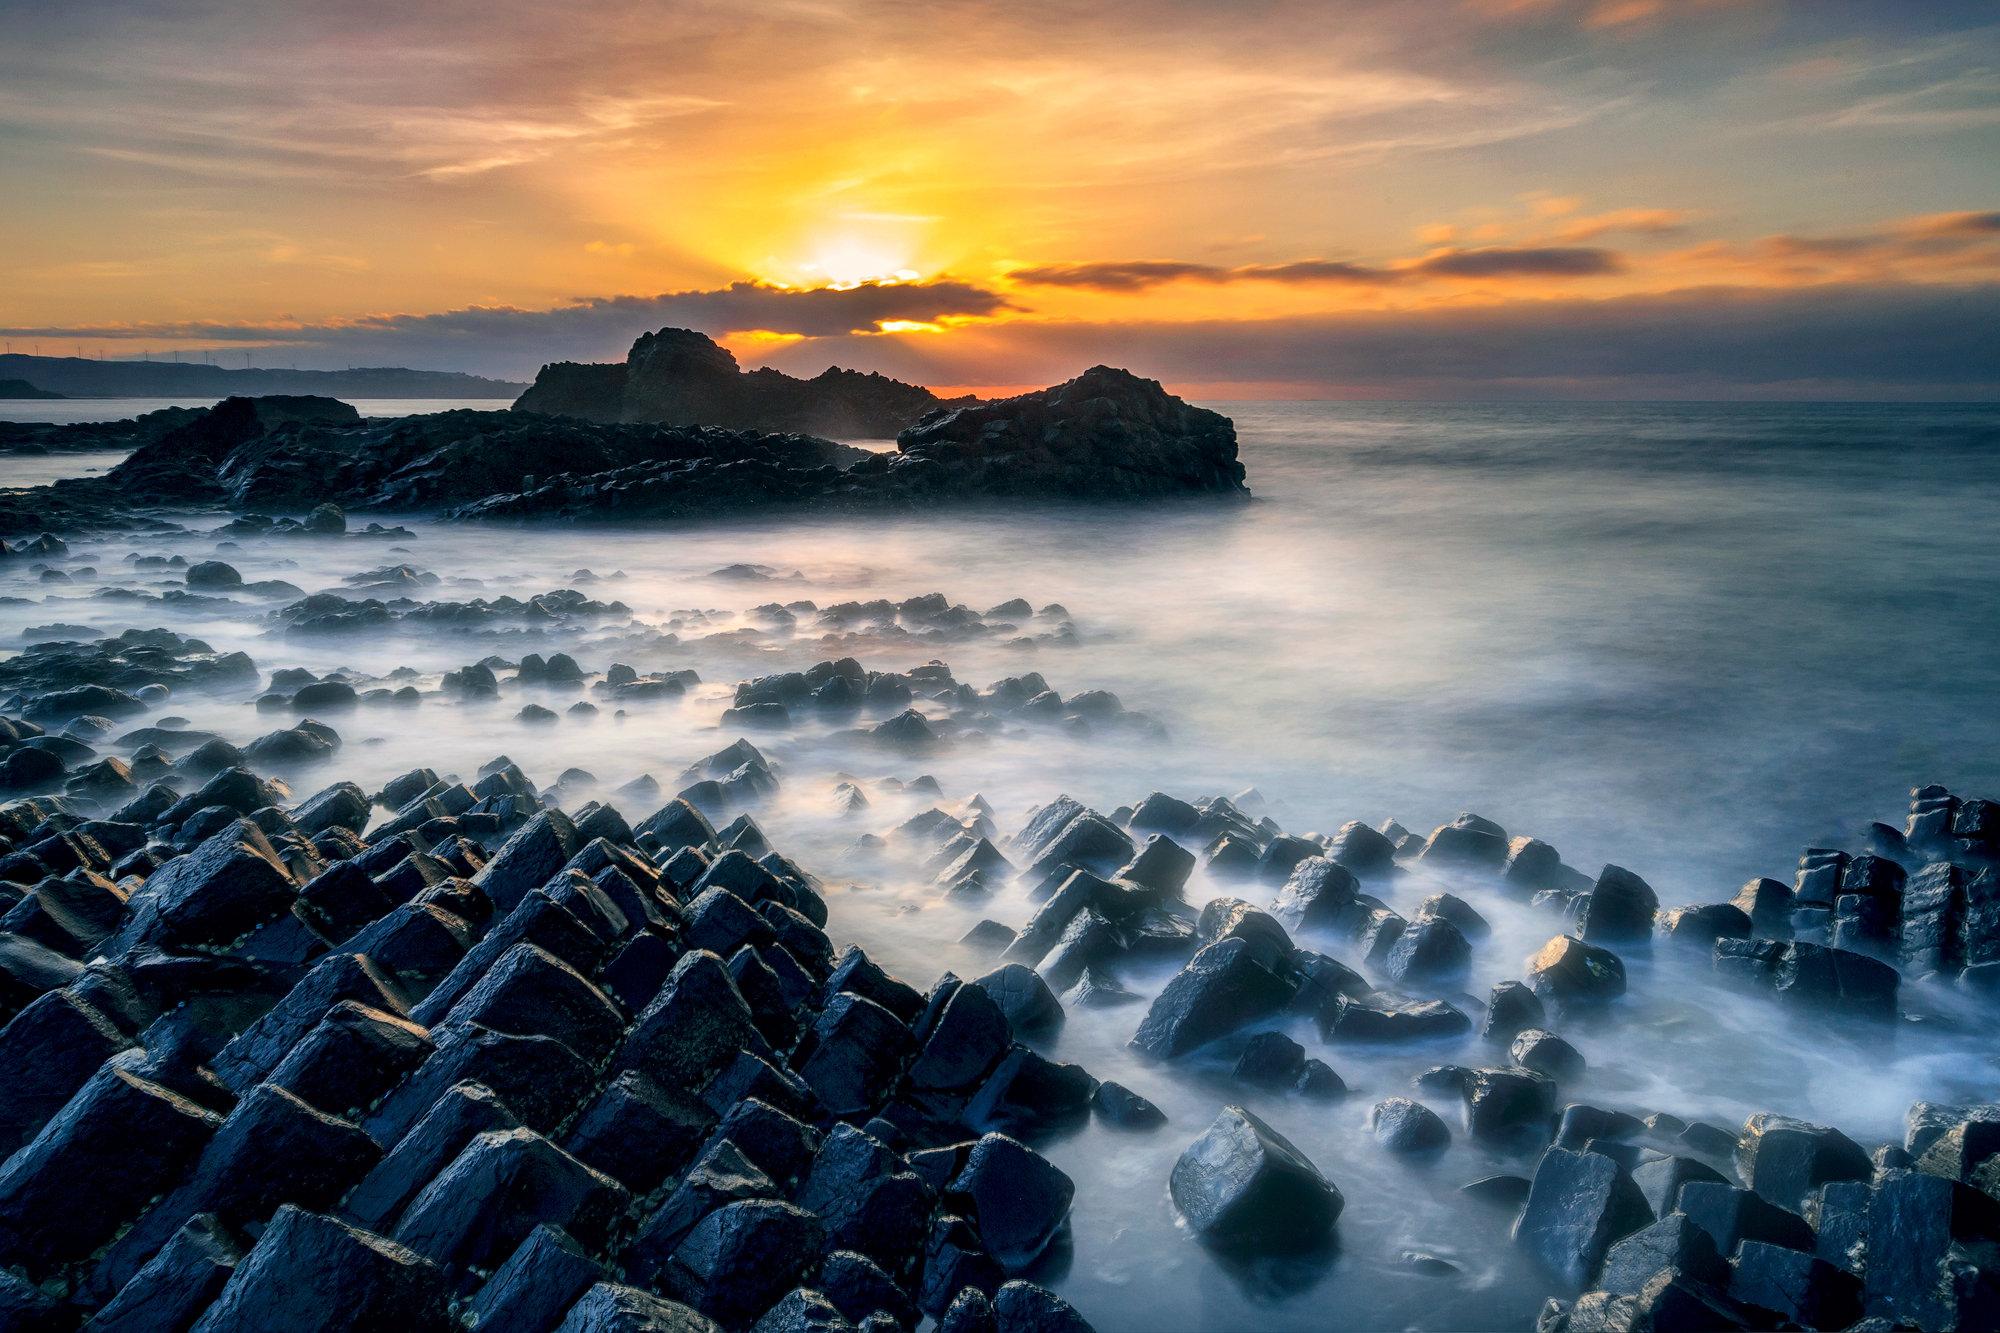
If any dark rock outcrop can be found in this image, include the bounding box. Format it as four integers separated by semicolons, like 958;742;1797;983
3;355;1246;532
514;327;969;437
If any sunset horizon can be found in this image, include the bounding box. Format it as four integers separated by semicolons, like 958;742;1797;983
2;12;2000;1333
5;0;1996;399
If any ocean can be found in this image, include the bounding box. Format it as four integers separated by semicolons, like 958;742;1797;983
3;399;1998;1328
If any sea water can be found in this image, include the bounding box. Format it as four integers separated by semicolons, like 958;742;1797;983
3;400;1998;1330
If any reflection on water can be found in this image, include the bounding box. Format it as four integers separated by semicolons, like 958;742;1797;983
0;396;519;425
4;401;2000;1330
0;451;131;488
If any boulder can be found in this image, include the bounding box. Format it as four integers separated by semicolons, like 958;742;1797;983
1269;856;1359;933
1464;1066;1559;1140
1654;903;1751;949
1510;1029;1585;1082
751;1288;855;1333
1481;980;1547;1044
658;1198;825;1328
908;979;1011;1093
122;818;297;949
1232;1030;1306;1088
563;1070;715;1194
918;1215;1004;1318
364;1022;594;1147
1327;821;1397;877
1864;1167;2000;1329
1512;1146;1653;1287
1629;1155;1727;1219
210;952;410;1094
343;1081;521;1233
1676;1181;1816;1256
411;891;607;1028
1129;939;1292;1059
1711;938;1899;1022
624;1139;778;1283
92;1081;384;1296
437;941;625;1065
1527;936;1627;1007
1092;1081;1167;1129
0;988;135;1148
1577;865;1658;944
1320;991;1469;1043
994;1281;1093;1333
701;1097;822;1190
467;1224;606;1333
1598;1212;1728;1296
794;1124;934;1272
617;947;772;1093
185;1204;454;1332
472;808;583;913
0;1062;220;1270
962;1045;1096;1138
799;992;917;1119
86;1211;244;1333
1371;1098;1450;1152
1729;1238;1862;1329
1733;1113;1869;1212
264;1000;433;1116
554;1282;725;1332
391;1127;630;1278
1169;1106;1342;1249
1381;915;1472;987
973;963;1064;1034
1116;834;1194;898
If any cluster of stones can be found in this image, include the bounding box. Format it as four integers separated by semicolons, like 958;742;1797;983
274;577;636;641
729;592;1080;656
0;738;1101;1331
724;656;1160;755
953;791;2000;1329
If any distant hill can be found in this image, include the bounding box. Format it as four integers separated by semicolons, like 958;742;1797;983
0;379;63;399
0;354;527;400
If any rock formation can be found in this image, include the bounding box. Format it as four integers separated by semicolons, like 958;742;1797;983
512;327;971;437
0;363;1246;533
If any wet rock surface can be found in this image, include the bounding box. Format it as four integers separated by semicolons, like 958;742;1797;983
0;472;1995;1332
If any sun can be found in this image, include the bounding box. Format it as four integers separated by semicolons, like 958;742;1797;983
795;238;921;289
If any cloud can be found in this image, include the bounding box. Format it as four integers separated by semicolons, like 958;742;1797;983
1901;210;2000;237
1009;246;1619;290
0;279;1016;374
1554;207;1695;241
1407;245;1623;276
748;281;2000;399
1007;259;1398;291
1671;209;2000;283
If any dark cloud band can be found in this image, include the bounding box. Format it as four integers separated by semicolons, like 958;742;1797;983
1009;246;1621;289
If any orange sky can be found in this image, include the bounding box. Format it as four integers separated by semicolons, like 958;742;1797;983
2;0;1995;395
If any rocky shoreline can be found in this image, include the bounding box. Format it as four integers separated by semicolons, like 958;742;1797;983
0;587;1990;1329
0;366;1994;1332
0;359;1247;539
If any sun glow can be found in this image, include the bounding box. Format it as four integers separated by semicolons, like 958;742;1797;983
777;236;925;289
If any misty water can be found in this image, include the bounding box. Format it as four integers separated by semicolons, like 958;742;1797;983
5;400;2000;1330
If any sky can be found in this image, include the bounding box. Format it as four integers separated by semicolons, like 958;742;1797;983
1;0;1996;398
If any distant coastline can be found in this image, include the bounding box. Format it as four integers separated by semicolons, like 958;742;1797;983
0;353;527;400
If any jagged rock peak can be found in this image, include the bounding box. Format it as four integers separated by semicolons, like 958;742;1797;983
511;326;967;438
